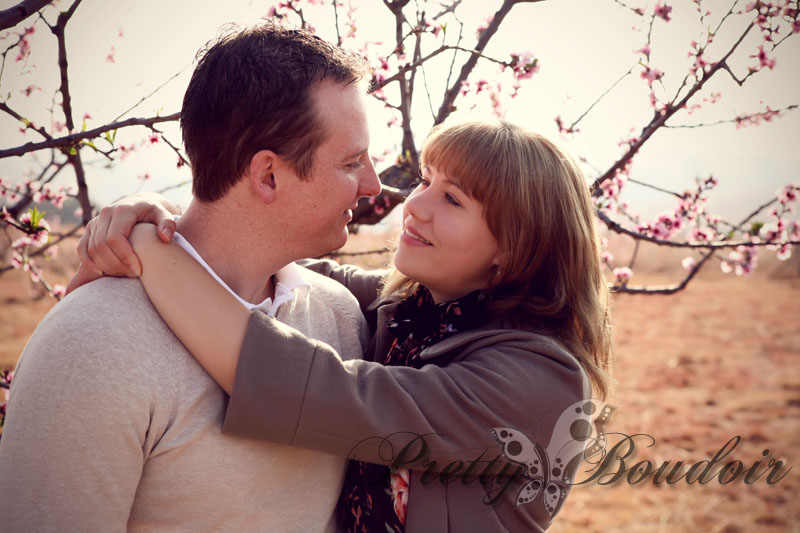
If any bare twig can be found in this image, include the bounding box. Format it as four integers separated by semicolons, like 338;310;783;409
627;177;687;199
568;63;637;131
664;104;797;128
112;68;187;122
325;247;394;258
332;0;343;45
0;101;54;142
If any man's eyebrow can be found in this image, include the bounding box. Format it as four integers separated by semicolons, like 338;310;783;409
342;148;369;161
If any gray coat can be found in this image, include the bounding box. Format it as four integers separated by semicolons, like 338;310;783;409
223;261;591;531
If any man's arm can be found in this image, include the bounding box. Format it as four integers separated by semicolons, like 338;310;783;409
0;287;153;531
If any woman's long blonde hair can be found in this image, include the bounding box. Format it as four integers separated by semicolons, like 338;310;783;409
383;120;614;399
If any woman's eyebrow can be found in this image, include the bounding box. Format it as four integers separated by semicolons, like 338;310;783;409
444;178;465;192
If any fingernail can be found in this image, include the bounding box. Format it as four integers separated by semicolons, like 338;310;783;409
162;226;173;240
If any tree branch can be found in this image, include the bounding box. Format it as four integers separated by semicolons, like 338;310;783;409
0;112;180;158
596;208;798;249
590;22;756;196
0;0;51;31
434;0;523;124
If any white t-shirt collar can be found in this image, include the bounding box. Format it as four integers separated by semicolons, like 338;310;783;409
173;232;308;317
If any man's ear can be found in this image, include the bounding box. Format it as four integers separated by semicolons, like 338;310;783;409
247;150;278;204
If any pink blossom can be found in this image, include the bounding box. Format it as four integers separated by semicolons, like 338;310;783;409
778;184;799;205
106;46;116;63
636;43;651;57
82;112;93;120
682;257;697;270
554;115;579;135
640;65;664;86
15;25;34;62
654;2;673;21
755;44;777;69
476;15;494;37
691;52;709;76
53;284;67;298
21;84;41;97
691;227;716;242
613;267;633;283
148;135;160;144
10;253;23;269
510;51;539;80
776;244;792;261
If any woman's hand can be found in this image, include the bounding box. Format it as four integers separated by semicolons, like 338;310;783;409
66;193;180;294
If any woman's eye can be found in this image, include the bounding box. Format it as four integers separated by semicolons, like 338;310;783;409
346;161;364;170
414;176;430;187
445;193;460;206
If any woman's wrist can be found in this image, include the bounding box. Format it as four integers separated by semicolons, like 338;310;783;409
129;223;162;274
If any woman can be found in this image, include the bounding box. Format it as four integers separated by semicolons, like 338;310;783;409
72;120;613;531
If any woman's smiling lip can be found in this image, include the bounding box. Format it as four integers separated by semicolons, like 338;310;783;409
402;225;432;245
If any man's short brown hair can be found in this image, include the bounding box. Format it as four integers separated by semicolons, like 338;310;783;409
181;22;368;202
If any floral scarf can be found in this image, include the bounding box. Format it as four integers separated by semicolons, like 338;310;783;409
337;285;487;532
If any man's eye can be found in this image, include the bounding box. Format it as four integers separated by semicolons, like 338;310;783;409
346;161;364;170
414;176;430;187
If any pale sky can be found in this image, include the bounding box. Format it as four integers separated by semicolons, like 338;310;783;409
0;0;798;226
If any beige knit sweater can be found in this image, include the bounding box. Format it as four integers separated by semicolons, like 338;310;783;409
0;269;367;532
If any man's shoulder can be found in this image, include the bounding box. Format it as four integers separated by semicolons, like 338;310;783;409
12;278;182;408
21;277;174;363
47;277;164;327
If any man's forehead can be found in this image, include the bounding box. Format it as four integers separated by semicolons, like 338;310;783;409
312;82;369;154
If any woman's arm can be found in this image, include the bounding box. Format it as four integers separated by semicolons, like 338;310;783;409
130;224;250;393
224;312;589;471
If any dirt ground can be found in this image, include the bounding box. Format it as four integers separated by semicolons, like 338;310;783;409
1;233;798;532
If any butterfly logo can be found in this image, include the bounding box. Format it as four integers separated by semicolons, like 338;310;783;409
490;399;615;517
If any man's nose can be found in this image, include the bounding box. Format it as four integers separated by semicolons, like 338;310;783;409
357;157;382;198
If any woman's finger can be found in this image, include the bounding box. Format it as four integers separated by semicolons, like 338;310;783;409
87;207;131;276
65;263;104;295
105;205;144;276
76;220;100;273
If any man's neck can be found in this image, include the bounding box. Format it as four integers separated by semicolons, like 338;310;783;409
175;200;290;305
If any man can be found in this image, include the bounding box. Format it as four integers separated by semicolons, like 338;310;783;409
0;22;381;530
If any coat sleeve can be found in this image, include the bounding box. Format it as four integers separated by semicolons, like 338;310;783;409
297;259;387;316
0;293;153;531
223;311;588;472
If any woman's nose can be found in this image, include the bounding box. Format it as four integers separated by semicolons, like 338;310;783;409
404;186;432;222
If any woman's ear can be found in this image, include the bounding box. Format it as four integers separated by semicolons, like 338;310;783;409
490;250;507;284
247;150;278;204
